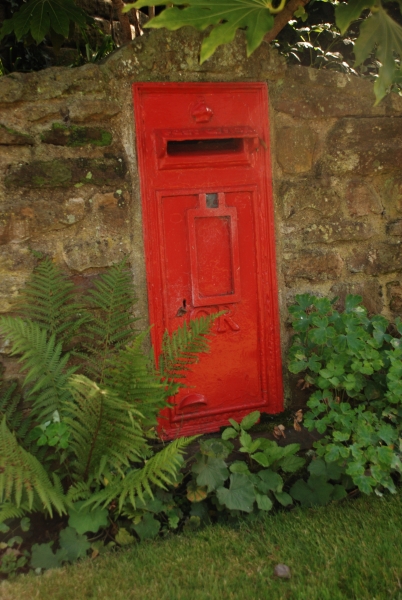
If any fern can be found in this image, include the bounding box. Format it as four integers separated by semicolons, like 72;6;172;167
84;436;197;511
65;375;148;482
16;256;86;346
103;332;168;428
0;417;66;517
0;317;76;422
82;259;138;383
0;501;32;524
159;314;220;389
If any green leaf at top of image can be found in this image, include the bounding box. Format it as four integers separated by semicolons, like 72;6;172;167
192;455;229;492
0;0;90;44
128;0;274;63
354;7;402;104
134;513;161;541
30;542;65;570
216;473;255;512
336;0;376;35
59;527;90;562
68;501;108;535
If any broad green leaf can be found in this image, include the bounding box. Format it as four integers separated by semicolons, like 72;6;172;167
354;7;402;104
186;480;208;502
130;0;275;63
0;0;89;44
30;542;64;570
257;469;283;493
331;484;347;501
240;411;260;431
59;527;90;561
68;501;108;535
252;452;269;467
229;460;250;474
115;527;136;546
222;427;238;440
133;513;161;540
192;456;229;492
274;491;293;506
20;517;30;532
280;455;305;473
308;458;327;477
290;476;334;507
336;0;375;35
255;493;273;511
216;473;255;512
200;438;232;459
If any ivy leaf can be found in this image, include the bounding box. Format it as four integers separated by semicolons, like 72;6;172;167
133;513;161;541
59;527;90;562
30;542;64;570
216;473;255;512
68;501;108;535
130;0;274;63
0;0;90;44
192;456;229;492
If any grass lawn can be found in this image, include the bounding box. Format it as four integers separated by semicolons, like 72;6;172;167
1;492;402;600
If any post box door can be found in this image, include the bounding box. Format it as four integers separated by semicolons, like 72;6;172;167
133;83;283;438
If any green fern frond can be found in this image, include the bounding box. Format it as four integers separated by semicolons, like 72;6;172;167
16;256;86;346
0;317;76;422
82;259;138;383
66;375;148;482
66;481;93;504
0;417;66;517
103;332;168;428
159;314;219;385
85;436;197;512
0;501;31;524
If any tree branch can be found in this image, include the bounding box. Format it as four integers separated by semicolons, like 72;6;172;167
264;0;310;44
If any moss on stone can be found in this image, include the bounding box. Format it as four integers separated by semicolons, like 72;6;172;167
41;123;113;147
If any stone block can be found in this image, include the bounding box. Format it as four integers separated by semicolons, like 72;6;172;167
276;125;317;174
345;180;383;216
347;243;402;275
373;175;402;218
5;156;127;189
41;124;112;147
0;124;35;146
283;250;343;284
330;281;383;315
386;281;402;313
387;220;402;236
323;117;402;176
62;234;130;272
303;220;374;244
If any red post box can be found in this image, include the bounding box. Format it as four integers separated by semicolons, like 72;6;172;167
133;82;283;439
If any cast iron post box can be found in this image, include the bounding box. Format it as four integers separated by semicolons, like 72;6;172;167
133;82;283;439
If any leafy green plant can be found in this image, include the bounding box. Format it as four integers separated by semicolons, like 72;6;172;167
0;256;219;575
289;293;402;495
187;411;305;515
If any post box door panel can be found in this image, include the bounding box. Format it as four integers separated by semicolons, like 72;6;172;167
133;83;283;438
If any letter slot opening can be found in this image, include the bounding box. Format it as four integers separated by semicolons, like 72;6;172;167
167;138;244;156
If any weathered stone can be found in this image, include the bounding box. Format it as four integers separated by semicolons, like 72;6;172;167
303;220;374;244
0;74;24;103
279;178;343;224
330;281;383;315
276;125;317;174
5;156;127;188
386;281;402;313
345;180;383;217
0;124;35;146
373;175;402;218
62;233;130;272
323;117;402;175
91;191;128;233
41;123;112;147
387;220;402;236
347;243;402;275
270;65;396;119
283;250;343;283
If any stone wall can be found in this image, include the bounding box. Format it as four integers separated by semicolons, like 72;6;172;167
1;29;402;406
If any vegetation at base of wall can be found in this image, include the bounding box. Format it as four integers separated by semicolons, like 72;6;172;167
2;492;402;599
1;266;401;579
289;293;402;495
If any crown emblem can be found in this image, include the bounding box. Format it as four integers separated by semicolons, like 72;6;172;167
191;98;213;123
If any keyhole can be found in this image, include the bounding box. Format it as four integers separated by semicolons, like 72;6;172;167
176;299;187;317
183;299;186;309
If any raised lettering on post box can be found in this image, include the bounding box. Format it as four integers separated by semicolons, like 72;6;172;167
133;83;283;439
